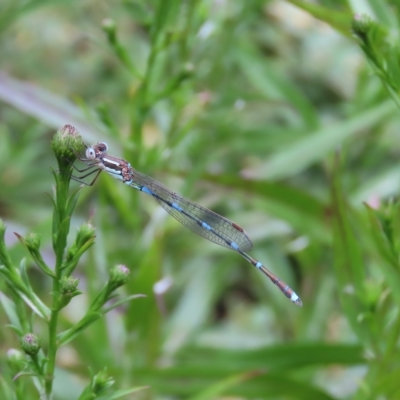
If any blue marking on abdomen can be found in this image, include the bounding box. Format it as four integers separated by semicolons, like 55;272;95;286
230;241;239;250
201;221;211;230
141;186;154;195
171;202;183;212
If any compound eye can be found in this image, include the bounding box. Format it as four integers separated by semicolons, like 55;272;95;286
85;147;96;159
98;142;108;152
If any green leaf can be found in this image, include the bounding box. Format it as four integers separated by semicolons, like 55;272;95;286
54;217;71;263
209;175;330;242
57;312;103;346
235;41;318;129
102;294;146;314
135;368;338;399
175;343;364;371
62;237;95;275
107;386;149;399
0;292;23;333
0;73;109;143
250;100;396;180
17;291;51;320
287;0;352;36
65;185;82;220
364;205;400;305
188;370;263;400
331;160;372;342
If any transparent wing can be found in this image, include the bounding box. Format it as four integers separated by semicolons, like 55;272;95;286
129;168;253;252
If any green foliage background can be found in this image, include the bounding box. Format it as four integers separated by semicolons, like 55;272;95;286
1;0;400;399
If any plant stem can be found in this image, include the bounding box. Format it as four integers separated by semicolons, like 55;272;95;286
45;127;81;398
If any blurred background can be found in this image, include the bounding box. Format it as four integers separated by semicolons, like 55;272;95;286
1;0;400;399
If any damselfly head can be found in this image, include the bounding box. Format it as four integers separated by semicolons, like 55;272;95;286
85;147;96;160
85;142;108;160
97;142;108;153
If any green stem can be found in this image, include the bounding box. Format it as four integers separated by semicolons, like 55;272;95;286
378;308;400;376
45;169;71;398
31;353;44;375
45;286;60;398
130;2;167;148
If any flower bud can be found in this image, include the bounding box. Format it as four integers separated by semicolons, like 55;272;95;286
25;232;41;252
7;348;25;372
60;276;80;296
109;264;130;289
51;125;84;166
76;223;96;249
0;218;5;237
102;18;116;36
66;223;96;264
102;19;117;46
92;368;115;393
352;14;372;38
20;333;41;356
0;219;12;269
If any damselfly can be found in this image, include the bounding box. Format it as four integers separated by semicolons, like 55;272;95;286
73;142;302;306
